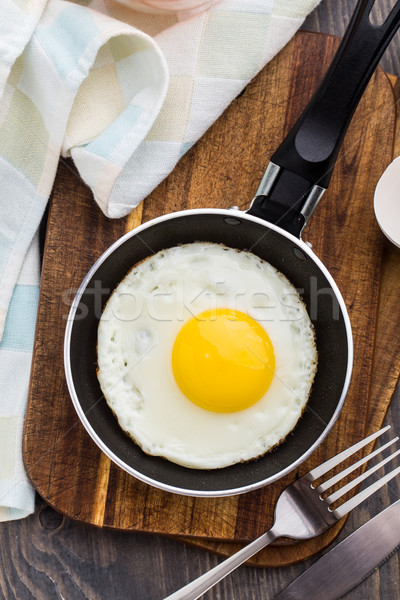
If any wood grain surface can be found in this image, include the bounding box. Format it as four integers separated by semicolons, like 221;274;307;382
1;2;400;599
23;27;399;572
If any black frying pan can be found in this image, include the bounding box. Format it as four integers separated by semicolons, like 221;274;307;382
64;0;400;496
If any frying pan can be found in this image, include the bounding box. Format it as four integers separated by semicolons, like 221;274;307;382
64;0;400;497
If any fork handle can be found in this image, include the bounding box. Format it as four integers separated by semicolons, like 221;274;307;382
163;528;279;600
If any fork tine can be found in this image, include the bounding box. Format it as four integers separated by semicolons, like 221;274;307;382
316;437;399;493
308;425;391;481
333;463;400;519
326;447;400;504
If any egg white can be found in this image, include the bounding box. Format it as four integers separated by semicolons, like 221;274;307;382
97;243;317;469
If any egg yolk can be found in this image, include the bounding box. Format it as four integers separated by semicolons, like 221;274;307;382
172;308;275;412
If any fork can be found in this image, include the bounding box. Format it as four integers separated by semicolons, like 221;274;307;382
164;425;400;600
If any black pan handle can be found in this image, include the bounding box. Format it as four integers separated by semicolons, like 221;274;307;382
248;0;400;238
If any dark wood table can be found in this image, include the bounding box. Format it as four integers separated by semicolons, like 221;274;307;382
1;1;399;598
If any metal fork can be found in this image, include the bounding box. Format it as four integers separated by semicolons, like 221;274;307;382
164;426;400;600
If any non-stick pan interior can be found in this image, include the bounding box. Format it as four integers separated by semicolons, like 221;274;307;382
67;211;350;494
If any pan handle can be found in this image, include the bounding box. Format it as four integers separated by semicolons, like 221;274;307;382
247;0;400;238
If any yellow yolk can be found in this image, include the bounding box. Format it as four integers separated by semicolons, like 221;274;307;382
172;308;275;413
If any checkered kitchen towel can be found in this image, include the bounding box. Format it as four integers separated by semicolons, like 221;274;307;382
0;0;320;521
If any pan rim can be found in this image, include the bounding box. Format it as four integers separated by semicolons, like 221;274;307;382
64;207;353;497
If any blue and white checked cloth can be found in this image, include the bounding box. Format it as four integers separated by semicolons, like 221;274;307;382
0;0;320;521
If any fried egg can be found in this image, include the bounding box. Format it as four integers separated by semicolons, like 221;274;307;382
97;243;317;469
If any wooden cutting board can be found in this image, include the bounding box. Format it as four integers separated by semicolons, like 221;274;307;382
23;32;400;567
